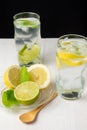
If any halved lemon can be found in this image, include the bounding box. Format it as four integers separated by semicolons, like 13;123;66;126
14;81;39;105
4;65;20;89
28;64;51;89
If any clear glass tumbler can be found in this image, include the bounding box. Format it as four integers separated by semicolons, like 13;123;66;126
56;34;87;100
13;12;41;67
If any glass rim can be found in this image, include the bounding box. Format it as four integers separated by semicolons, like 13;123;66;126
13;12;40;20
58;34;87;41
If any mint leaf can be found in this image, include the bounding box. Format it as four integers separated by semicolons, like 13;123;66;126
20;66;30;83
2;90;18;108
19;44;27;55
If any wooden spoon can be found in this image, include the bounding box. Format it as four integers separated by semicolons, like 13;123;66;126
19;92;58;123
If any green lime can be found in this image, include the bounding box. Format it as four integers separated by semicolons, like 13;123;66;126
19;44;27;55
14;81;40;105
18;44;40;64
2;89;18;108
14;18;40;28
20;66;30;83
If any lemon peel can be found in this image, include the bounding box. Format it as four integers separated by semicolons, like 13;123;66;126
4;65;20;89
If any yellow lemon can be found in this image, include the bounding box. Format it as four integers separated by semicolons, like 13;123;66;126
62;58;87;66
56;55;60;69
56;50;87;67
57;51;85;59
28;64;51;89
4;65;20;89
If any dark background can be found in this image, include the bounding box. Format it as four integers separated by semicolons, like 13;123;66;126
0;0;86;38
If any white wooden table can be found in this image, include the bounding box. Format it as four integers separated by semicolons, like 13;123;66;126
0;38;87;130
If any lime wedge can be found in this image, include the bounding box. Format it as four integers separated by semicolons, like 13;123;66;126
18;44;40;64
14;18;40;28
14;81;40;105
19;44;27;55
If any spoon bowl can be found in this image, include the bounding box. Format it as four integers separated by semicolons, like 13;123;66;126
19;92;58;123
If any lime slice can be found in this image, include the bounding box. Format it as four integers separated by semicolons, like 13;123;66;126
14;18;40;28
14;81;40;105
2;89;18;108
19;44;27;55
19;44;40;64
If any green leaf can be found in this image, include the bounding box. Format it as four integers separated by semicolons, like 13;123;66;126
20;66;30;83
2;90;18;108
15;19;39;28
18;44;27;55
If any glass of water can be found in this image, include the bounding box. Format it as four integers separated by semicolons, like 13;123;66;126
56;34;87;100
13;12;41;67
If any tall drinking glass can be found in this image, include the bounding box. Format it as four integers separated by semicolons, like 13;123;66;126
56;34;87;100
13;12;41;67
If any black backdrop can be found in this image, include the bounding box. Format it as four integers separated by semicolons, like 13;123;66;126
0;0;86;38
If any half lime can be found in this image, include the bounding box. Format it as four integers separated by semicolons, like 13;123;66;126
14;81;40;105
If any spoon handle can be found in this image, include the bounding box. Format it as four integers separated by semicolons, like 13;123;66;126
37;92;58;111
19;92;58;123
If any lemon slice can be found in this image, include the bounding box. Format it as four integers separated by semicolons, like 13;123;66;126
56;54;87;67
62;58;87;66
28;64;51;89
56;56;60;69
56;50;87;67
14;81;39;105
4;65;20;89
57;51;85;59
56;55;68;69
